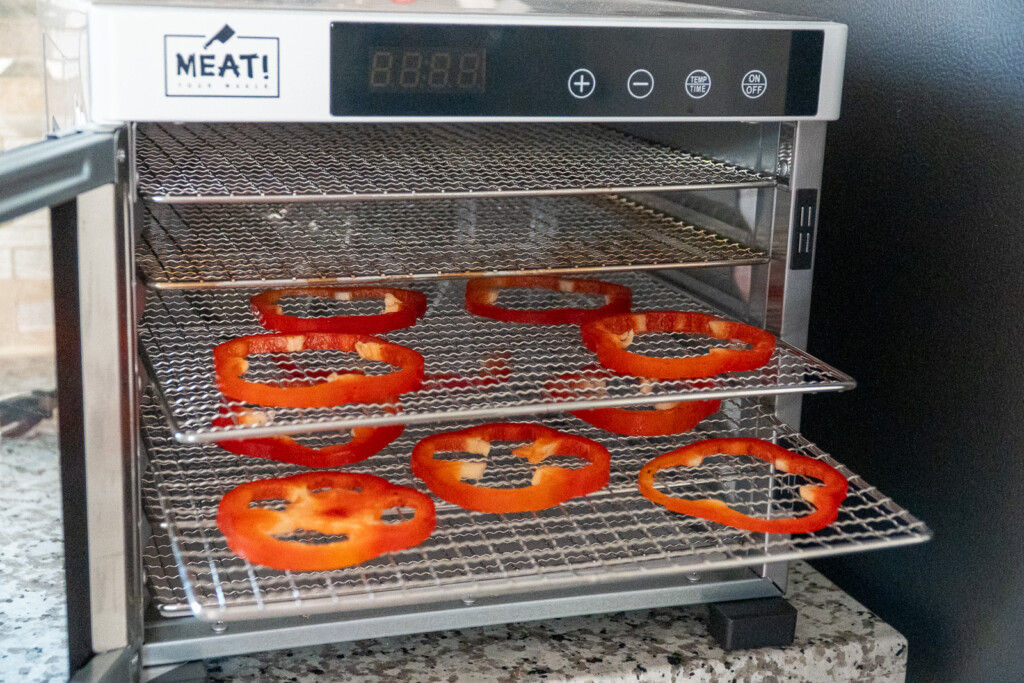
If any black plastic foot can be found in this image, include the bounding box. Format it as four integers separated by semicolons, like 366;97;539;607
708;597;797;651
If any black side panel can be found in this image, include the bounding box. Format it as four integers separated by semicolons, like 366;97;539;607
51;199;92;672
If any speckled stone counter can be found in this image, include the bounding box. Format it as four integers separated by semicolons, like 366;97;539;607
203;561;907;682
0;418;907;683
0;418;68;683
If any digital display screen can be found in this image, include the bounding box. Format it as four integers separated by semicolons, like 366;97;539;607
368;48;486;93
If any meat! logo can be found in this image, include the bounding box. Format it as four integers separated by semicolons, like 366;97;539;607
164;24;279;98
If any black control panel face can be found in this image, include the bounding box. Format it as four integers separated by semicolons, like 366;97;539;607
330;23;824;117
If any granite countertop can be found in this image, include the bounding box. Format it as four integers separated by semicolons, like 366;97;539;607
203;561;906;683
0;415;907;683
0;418;68;683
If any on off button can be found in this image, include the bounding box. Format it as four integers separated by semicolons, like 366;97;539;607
741;70;768;99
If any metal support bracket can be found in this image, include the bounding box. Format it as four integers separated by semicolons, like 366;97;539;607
0;130;123;224
143;569;780;666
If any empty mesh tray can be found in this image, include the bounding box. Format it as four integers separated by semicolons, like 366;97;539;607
138;195;767;289
136;123;774;203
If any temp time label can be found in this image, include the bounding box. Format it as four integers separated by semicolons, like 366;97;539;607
164;26;279;98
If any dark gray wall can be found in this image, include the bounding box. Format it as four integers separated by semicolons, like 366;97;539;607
699;1;1024;680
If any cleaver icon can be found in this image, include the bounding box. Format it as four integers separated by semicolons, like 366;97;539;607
204;25;236;49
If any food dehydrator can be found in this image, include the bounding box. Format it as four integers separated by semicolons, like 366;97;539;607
0;0;930;679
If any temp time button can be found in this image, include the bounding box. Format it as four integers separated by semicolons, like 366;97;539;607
684;70;711;99
741;70;768;99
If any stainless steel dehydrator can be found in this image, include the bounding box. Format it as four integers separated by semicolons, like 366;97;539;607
0;0;930;679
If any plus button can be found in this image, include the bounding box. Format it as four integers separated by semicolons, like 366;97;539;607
567;68;596;99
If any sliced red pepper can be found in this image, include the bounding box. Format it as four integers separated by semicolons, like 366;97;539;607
581;311;776;380
213;408;403;468
251;286;427;335
217;472;436;572
573;401;722;437
411;423;610;513
213;333;424;408
638;437;848;534
544;369;721;436
465;276;632;325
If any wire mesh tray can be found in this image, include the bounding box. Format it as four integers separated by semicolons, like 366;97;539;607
140;393;930;621
139;272;854;443
138;195;768;290
136;123;775;203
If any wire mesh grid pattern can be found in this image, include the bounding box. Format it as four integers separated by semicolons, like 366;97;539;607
136;123;775;202
138;272;854;443
144;498;191;611
137;195;768;289
140;393;930;621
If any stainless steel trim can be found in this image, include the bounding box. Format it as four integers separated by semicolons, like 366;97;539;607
0;130;120;223
142;569;777;666
761;561;790;593
79;183;133;653
76;130;141;656
775;122;825;349
148;183;776;204
767;121;827;429
70;647;136;683
91;2;840;28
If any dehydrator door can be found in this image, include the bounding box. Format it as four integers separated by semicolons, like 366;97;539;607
0;129;141;681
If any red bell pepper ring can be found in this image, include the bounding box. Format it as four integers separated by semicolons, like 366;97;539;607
411;423;611;513
544;369;721;436
250;286;427;335
465;275;632;325
581;311;776;380
213;408;404;468
638;437;848;534
213;333;424;408
217;472;436;572
574;401;722;437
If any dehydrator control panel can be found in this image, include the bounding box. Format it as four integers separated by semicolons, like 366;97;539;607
85;5;847;123
330;24;824;118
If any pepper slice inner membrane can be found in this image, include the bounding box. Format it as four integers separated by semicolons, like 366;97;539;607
431;439;590;489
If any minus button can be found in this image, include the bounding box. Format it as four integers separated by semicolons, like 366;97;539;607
627;69;654;99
